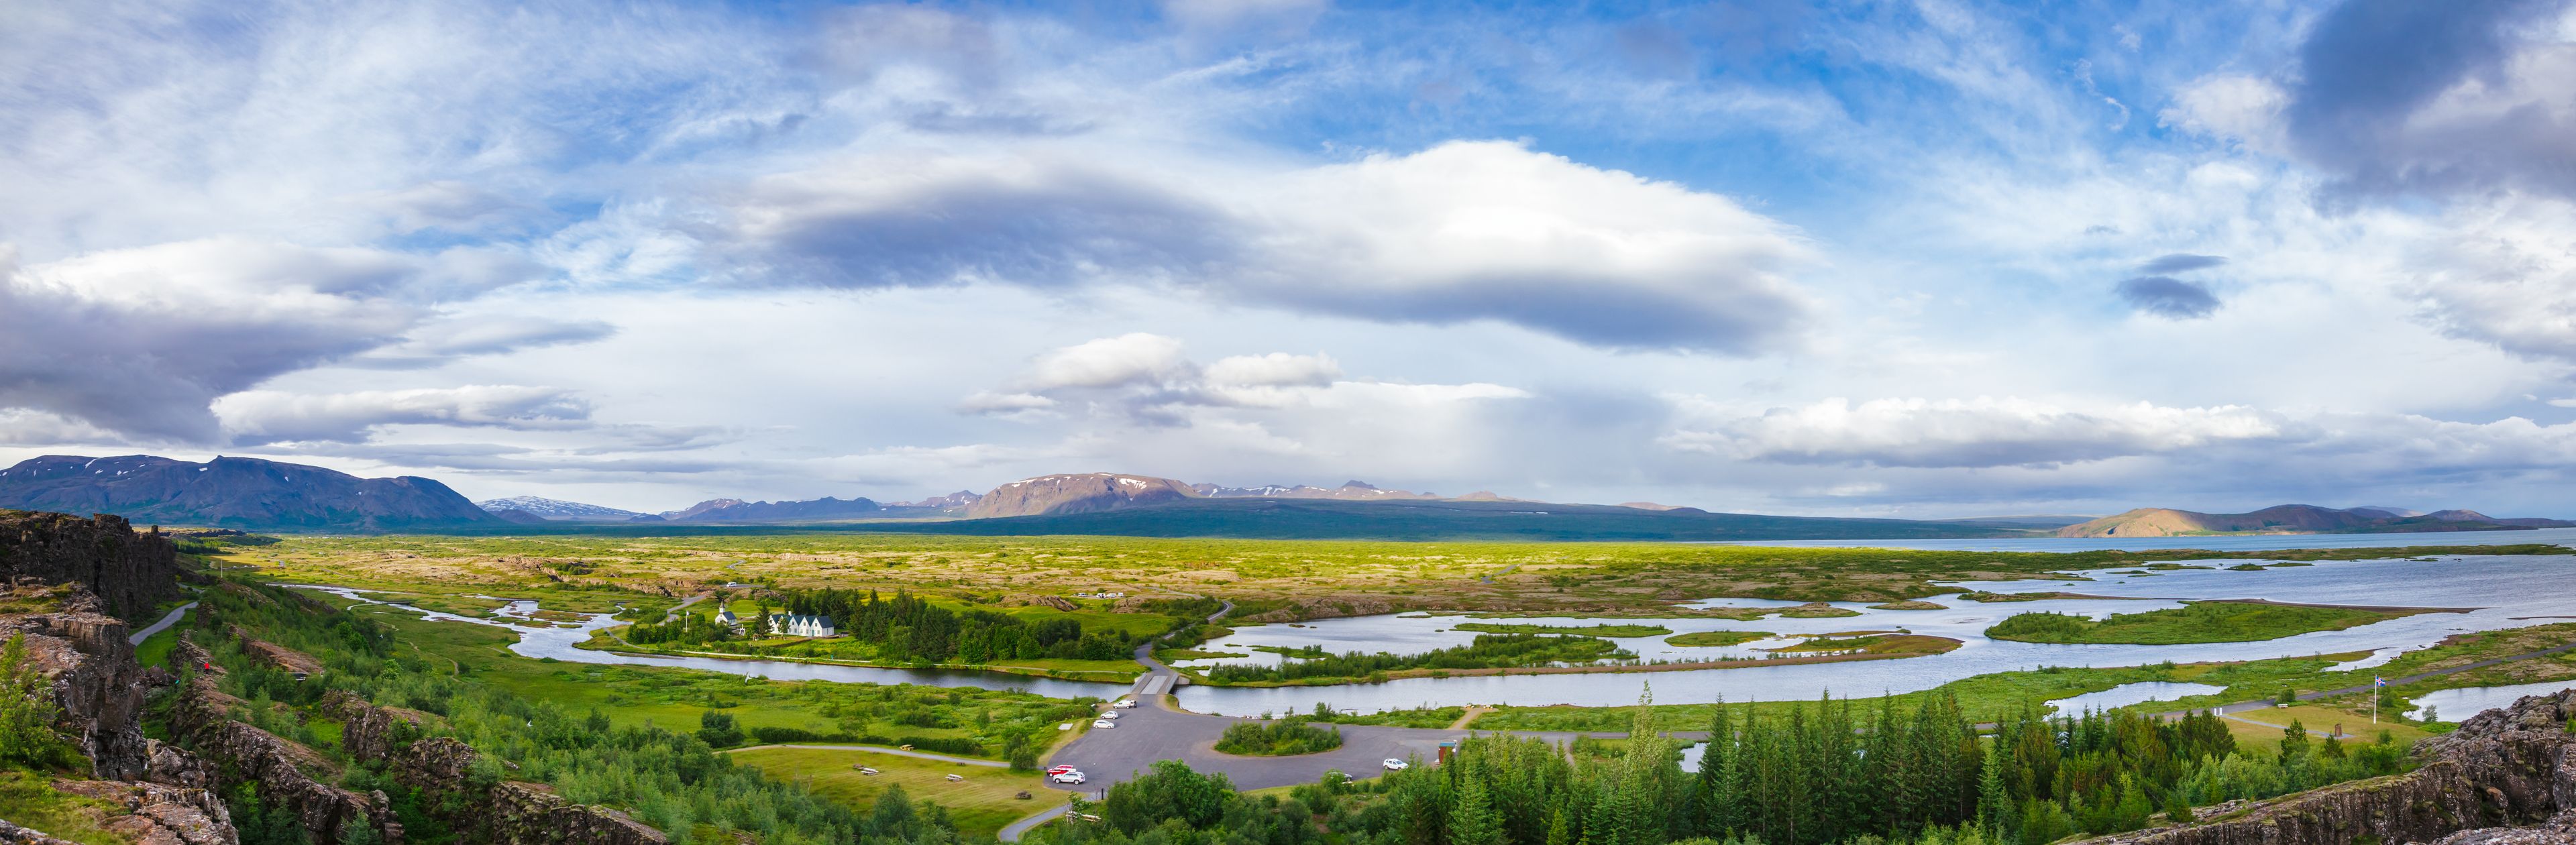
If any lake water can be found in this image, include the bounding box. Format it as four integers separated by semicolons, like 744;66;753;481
2045;682;2225;714
1707;527;2576;553
282;546;2576;721
2404;679;2576;721
1171;553;2576;716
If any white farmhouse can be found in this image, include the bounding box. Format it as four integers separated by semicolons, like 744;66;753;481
714;608;739;628
771;614;837;638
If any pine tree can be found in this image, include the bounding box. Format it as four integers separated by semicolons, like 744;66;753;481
1450;771;1504;845
1978;741;2016;845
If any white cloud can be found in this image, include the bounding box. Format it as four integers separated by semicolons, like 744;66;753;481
215;386;592;444
1025;333;1193;390
712;140;1818;353
2160;74;2290;154
1204;353;1340;387
1666;396;2287;468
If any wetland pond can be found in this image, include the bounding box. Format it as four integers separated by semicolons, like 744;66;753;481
291;545;2576;721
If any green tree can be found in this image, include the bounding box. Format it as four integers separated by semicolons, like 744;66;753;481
0;632;72;768
1450;771;1503;845
694;710;743;748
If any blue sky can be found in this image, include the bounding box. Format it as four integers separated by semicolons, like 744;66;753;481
5;0;2576;516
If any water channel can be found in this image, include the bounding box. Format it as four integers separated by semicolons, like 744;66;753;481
286;540;2576;722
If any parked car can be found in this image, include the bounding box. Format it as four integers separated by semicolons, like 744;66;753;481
1092;720;1116;728
1113;699;1138;709
1099;710;1121;720
1051;771;1088;785
1383;758;1409;771
1048;765;1079;775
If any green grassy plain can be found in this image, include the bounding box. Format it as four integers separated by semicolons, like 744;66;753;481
220;534;2569;624
725;746;1052;839
1985;601;2431;644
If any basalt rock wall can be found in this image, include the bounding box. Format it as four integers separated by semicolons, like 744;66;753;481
3;587;234;845
0;510;186;620
324;691;668;845
2079;690;2576;845
167;675;400;845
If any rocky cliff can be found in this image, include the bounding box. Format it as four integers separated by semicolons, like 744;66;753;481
1;511;185;620
325;691;667;845
3;585;235;845
2079;689;2576;845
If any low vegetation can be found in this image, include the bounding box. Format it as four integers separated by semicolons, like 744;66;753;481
1196;633;1631;685
1212;717;1344;756
1665;630;1774;646
1986;601;2426;644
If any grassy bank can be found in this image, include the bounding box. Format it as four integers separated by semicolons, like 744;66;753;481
1986;601;2436;644
726;746;1049;839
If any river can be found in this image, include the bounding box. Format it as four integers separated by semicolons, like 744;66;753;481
285;545;2576;720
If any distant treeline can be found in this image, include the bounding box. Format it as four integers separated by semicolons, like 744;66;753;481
778;588;1137;663
1200;633;1630;683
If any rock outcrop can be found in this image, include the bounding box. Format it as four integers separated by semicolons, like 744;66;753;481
326;691;667;845
2;583;237;845
0;510;184;620
2078;689;2576;845
168;675;398;845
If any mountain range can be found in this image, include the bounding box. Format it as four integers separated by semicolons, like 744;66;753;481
2052;504;2576;537
0;455;501;531
10;454;2571;541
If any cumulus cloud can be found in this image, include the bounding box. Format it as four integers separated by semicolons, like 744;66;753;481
2116;276;2223;319
0;241;447;441
1024;333;1195;391
215;385;593;444
2406;198;2576;363
1664;397;2287;468
712;141;1817;353
2279;0;2576;201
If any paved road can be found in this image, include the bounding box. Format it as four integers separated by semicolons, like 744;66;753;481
128;602;197;646
998;805;1071;842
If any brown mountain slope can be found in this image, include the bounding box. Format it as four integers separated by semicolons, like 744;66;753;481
2055;504;2573;537
967;473;1198;518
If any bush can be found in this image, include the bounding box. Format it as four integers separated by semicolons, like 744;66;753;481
1213;717;1343;756
696;711;744;748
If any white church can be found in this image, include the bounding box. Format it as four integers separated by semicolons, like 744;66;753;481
770;614;838;638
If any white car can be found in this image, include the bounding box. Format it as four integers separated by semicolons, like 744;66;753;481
1113;699;1138;709
1051;771;1087;785
1092;720;1116;728
1099;710;1121;720
1383;758;1409;771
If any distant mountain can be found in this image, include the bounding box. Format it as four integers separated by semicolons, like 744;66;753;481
862;496;2018;542
2054;504;2574;537
888;490;982;510
2349;506;2426;518
0;454;502;531
662;496;885;523
1193;480;1440;501
474;496;645;521
488;508;552;524
969;473;1198;518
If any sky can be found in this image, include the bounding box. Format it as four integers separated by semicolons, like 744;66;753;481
4;0;2575;518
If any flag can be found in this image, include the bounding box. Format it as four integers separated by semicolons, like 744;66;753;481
2375;677;2387;688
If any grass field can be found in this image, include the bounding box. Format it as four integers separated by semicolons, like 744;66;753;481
216;534;2570;624
1984;601;2433;644
725;746;1054;838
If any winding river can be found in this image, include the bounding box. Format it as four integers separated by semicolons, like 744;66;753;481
289;537;2576;719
